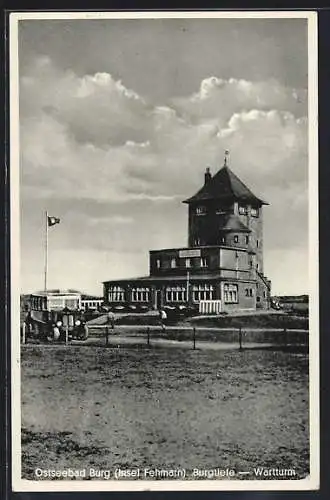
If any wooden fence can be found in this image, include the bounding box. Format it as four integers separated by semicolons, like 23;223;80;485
21;321;308;352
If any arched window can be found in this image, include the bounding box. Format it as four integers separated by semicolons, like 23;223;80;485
165;286;187;302
200;257;208;268
224;284;238;303
108;286;125;302
131;288;150;302
251;207;259;217
192;284;214;302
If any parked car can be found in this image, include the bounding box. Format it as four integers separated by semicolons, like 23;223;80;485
270;299;282;310
25;308;87;342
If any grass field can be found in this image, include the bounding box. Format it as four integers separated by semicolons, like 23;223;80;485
21;344;309;481
189;313;308;330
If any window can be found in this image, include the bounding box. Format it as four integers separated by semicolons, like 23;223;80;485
216;207;229;215
257;296;261;303
166;286;186;302
170;258;177;269
239;205;247;215
196;206;206;215
108;286;125;302
131;287;150;302
263;291;266;298
245;288;253;297
224;284;238;303
200;257;208;268
219;236;226;244
192;284;214;302
194;238;201;246
185;258;191;268
156;259;161;269
234;235;239;244
245;236;249;244
65;299;77;309
256;263;259;271
256;240;259;248
251;208;259;217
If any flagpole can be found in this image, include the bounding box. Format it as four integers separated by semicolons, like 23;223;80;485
44;210;48;291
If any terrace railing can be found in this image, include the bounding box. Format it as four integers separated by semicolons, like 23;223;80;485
199;300;222;315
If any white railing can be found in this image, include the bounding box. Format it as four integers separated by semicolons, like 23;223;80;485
199;300;222;315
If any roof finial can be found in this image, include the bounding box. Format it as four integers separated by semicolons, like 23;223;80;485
224;149;229;167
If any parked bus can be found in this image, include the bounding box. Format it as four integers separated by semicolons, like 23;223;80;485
22;292;89;342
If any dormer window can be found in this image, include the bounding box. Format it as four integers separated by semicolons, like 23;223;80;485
170;258;177;269
156;259;161;269
196;206;206;215
239;205;248;215
234;235;239;244
185;258;191;268
245;236;249;244
216;204;233;215
194;238;201;246
251;207;259;217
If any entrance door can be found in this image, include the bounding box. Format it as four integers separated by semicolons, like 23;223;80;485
155;290;162;310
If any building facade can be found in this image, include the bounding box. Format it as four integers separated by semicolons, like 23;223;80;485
81;295;104;311
103;159;271;313
22;290;104;312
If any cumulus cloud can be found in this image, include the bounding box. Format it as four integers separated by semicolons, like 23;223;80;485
172;76;307;125
20;58;307;202
19;56;309;293
21;57;150;147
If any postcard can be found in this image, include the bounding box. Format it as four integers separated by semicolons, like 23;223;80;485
10;10;319;492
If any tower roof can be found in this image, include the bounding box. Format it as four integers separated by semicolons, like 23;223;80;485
218;214;251;233
183;165;268;205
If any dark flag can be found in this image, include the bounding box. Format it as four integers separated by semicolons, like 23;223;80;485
47;216;60;227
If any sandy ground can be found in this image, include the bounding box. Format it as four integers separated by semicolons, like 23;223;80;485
21;345;309;481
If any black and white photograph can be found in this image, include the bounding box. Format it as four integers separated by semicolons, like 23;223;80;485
10;11;319;492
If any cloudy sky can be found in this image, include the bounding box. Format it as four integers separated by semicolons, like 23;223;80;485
18;15;309;296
